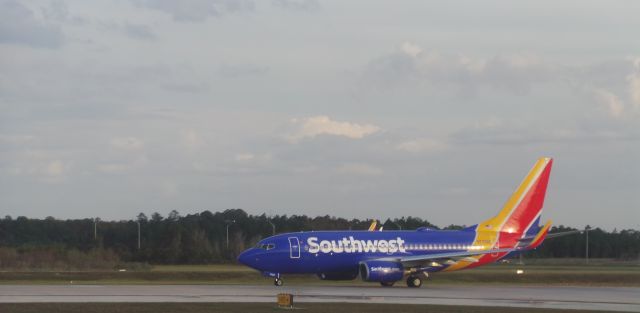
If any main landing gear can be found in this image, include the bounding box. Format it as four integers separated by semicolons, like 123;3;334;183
274;277;283;286
406;275;422;288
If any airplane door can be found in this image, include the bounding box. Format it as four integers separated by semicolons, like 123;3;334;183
288;237;300;259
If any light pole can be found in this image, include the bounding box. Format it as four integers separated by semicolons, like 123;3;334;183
268;220;276;236
585;225;591;264
226;220;236;248
393;221;402;230
136;221;141;250
94;218;98;240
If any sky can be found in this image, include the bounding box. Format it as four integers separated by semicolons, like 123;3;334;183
1;0;639;230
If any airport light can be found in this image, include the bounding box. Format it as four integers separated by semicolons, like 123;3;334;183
226;220;236;248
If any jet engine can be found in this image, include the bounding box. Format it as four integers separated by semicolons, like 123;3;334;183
359;261;404;282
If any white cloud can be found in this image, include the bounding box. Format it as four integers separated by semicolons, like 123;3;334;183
595;89;625;118
628;57;640;110
45;160;65;176
286;115;380;143
182;129;205;150
400;41;422;58
336;163;383;176
235;153;255;161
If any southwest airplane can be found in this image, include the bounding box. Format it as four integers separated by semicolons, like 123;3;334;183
239;157;557;287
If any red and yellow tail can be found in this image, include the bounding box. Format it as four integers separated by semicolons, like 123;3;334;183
445;157;553;271
480;157;553;239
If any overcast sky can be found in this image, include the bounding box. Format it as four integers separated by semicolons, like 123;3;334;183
1;0;639;229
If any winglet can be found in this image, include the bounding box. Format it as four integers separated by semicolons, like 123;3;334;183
368;220;377;231
528;219;552;249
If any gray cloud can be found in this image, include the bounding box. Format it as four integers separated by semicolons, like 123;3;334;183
218;64;269;78
124;23;156;40
362;43;554;95
0;0;64;48
132;0;255;22
272;0;320;11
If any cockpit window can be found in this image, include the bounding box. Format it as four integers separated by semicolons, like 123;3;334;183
256;243;276;250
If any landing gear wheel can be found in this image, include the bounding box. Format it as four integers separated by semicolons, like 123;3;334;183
406;275;422;288
380;281;395;287
274;278;283;286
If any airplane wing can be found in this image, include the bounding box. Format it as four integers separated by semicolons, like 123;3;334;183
545;230;582;239
376;247;523;268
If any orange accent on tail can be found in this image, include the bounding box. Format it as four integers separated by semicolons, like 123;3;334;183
528;220;552;249
444;158;554;272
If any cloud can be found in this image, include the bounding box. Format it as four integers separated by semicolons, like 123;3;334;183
0;0;64;48
218;64;269;78
286;116;380;143
336;163;383;176
0;134;35;145
400;42;422;58
272;0;320;11
124;23;156;40
362;42;552;94
97;156;149;174
628;57;640;109
45;160;65;176
235;153;254;161
595;89;625;118
110;137;144;150
451;116;638;146
132;0;255;22
97;163;127;174
395;138;447;153
182;129;205;150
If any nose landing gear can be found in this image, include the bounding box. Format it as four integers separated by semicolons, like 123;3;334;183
274;277;283;286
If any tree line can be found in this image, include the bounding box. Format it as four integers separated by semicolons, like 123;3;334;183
0;209;638;266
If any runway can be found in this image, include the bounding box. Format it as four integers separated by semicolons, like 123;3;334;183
1;284;638;312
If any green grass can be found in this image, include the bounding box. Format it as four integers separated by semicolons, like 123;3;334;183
0;303;618;313
1;260;638;286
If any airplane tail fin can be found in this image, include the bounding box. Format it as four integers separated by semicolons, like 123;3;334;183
479;157;553;238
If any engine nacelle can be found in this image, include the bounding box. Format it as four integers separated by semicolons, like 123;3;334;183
317;271;359;281
359;261;404;282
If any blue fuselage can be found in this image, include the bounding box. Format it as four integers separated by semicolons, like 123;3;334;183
238;228;479;275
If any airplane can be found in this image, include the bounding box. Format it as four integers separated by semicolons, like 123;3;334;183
238;157;563;287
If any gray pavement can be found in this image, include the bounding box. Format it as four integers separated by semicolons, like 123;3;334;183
0;284;638;312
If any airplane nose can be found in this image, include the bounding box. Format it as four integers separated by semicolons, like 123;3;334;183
237;249;254;267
